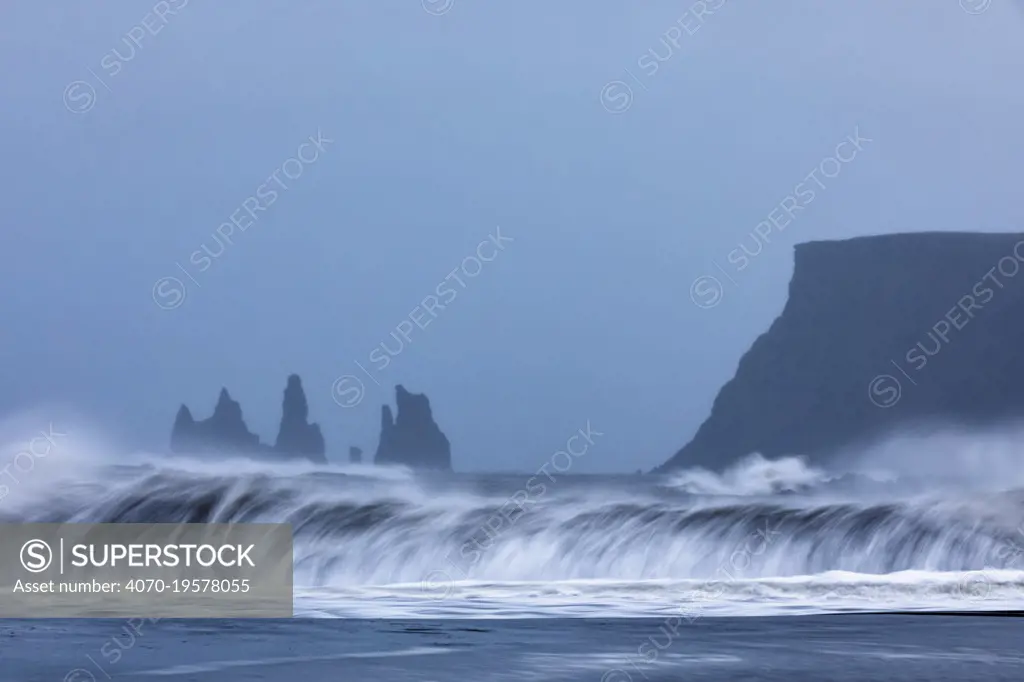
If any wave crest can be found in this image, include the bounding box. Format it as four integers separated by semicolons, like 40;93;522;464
664;454;828;495
9;462;1023;587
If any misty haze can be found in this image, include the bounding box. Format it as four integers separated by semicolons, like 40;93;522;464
2;1;1024;681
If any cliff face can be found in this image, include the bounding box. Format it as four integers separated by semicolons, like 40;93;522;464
658;232;1024;472
273;374;326;464
375;385;452;470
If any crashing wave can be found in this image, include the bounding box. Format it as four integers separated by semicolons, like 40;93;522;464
8;459;1023;588
663;454;829;495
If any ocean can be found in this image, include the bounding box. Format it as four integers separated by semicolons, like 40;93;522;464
4;615;1024;681
1;448;1022;680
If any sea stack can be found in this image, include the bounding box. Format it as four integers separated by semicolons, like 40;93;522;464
349;446;363;464
169;404;196;452
374;385;452;470
169;388;264;454
273;374;327;464
657;232;1024;473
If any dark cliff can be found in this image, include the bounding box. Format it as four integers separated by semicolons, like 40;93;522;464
273;374;327;463
658;232;1024;472
375;385;452;470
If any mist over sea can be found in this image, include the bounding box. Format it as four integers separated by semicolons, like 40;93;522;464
3;417;1023;620
4;418;1024;681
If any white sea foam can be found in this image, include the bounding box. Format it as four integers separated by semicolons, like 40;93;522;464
293;569;1024;618
664;454;828;495
4;420;1024;617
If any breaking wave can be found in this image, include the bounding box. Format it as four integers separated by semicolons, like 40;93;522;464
4;427;1023;616
6;457;1023;585
664;454;828;495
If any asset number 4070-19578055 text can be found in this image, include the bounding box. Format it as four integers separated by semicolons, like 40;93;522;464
125;579;250;593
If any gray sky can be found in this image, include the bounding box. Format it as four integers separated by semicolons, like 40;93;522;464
2;1;1023;472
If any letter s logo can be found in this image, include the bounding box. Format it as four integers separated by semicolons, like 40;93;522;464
20;539;52;573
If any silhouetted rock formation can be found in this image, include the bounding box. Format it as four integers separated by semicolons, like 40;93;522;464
170;388;265;454
349;446;363;464
375;385;452;470
657;232;1024;473
170;405;196;452
273;374;326;464
170;376;327;463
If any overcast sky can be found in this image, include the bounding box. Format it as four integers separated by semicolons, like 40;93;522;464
2;1;1023;472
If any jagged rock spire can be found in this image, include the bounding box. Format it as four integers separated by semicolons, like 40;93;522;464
374;385;451;470
274;374;326;464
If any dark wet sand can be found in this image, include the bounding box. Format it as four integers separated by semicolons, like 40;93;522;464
1;615;1022;682
855;610;1024;617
